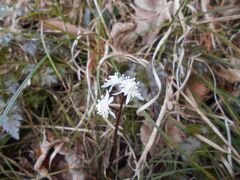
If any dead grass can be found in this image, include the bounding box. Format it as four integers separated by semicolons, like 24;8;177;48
0;0;240;179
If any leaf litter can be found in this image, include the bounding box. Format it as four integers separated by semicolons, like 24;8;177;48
0;0;240;179
34;130;87;180
110;0;175;50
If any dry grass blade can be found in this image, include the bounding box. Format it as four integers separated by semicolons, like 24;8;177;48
135;79;173;177
42;19;84;35
1;0;240;179
182;89;240;162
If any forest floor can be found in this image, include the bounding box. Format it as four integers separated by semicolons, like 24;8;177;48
0;0;240;179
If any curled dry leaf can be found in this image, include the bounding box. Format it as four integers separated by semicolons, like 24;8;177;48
111;0;174;50
111;22;136;50
42;19;85;36
134;0;173;44
34;130;70;177
34;130;86;180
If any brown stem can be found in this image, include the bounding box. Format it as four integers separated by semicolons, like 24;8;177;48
108;94;125;170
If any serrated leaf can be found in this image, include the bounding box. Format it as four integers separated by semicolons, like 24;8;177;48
179;137;201;161
1;113;22;139
22;64;35;75
41;67;57;86
0;33;13;45
23;41;38;56
4;79;19;94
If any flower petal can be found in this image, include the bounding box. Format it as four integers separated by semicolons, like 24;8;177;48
109;110;116;119
126;95;131;105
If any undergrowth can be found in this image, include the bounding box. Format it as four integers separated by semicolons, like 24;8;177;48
0;0;240;179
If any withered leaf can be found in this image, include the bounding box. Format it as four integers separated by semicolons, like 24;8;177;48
140;121;164;157
111;0;174;50
187;76;210;101
34;130;86;180
42;19;84;36
111;22;136;50
216;67;240;83
140;120;186;157
164;120;186;144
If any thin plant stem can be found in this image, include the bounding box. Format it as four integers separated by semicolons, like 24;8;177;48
108;94;125;170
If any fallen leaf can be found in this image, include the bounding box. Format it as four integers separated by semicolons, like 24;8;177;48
110;0;174;50
117;164;134;179
140;120;186;157
200;32;213;51
187;76;210;101
164;120;186;144
134;0;173;44
65;152;86;180
34;130;89;180
49;142;66;170
140;121;164;157
216;67;240;83
111;22;136;50
42;19;84;36
34;130;69;177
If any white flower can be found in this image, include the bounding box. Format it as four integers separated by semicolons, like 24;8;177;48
96;91;115;119
118;77;144;105
101;73;123;92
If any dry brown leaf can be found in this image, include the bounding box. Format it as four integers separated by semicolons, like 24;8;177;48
164;120;186;144
42;19;84;36
117;164;134;179
200;32;213;51
140;120;186;157
231;88;240;97
65;152;86;180
140;121;164;157
134;0;173;44
216;67;240;83
187;77;210;101
34;130;70;177
110;0;174;50
111;22;136;50
49;142;66;170
34;130;86;180
134;7;158;43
